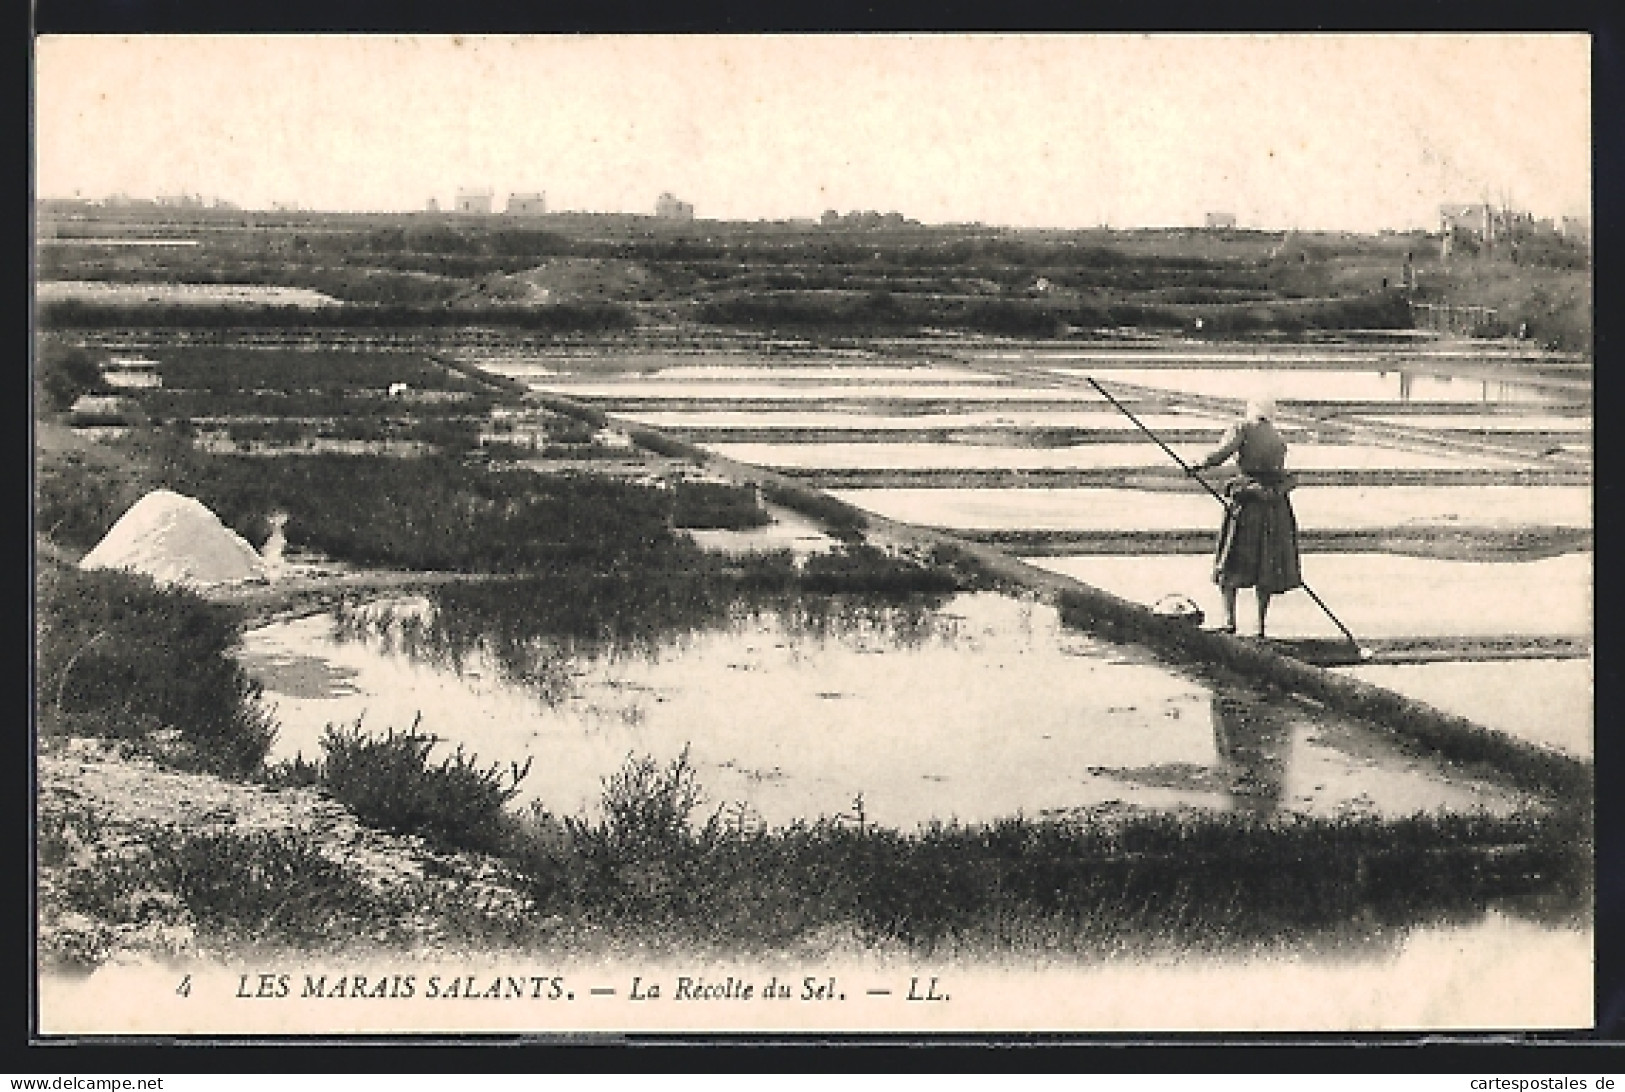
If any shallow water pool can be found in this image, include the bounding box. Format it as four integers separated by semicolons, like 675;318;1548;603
621;409;1224;432
633;364;1001;382
1357;413;1592;434
1339;659;1592;758
241;592;1530;831
531;381;1100;402
706;441;1530;472
1052;367;1572;404
1027;552;1593;641
831;486;1593;534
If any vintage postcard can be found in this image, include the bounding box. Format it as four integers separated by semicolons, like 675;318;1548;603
32;33;1594;1038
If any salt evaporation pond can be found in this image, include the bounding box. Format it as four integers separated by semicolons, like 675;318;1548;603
1053;367;1569;404
705;441;1529;472
831;486;1593;533
629;364;1002;382
240;592;1530;831
531;381;1102;402
622;409;1229;432
972;348;1573;364
1028;553;1592;756
978;350;1418;363
1028;553;1593;641
35;280;341;307
1358;413;1592;434
1343;659;1592;759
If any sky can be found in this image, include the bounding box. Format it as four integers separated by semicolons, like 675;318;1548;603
34;34;1592;232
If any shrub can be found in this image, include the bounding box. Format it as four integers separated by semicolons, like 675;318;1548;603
314;719;531;855
35;567;277;775
593;746;712;857
523;748;725;921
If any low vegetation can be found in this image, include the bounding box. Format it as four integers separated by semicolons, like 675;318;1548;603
39;442;687;571
38;205;1590;348
55;825;399;950
252;735;1589;957
141;346;493;393
762;480;868;540
269;719;530;857
693;289;1415;338
35;565;277;775
671;480;771;530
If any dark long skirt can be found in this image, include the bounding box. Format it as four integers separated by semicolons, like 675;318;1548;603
1213;489;1302;594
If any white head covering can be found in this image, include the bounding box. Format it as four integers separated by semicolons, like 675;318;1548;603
1245;396;1276;422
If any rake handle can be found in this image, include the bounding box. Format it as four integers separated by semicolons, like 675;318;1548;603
1084;377;1230;506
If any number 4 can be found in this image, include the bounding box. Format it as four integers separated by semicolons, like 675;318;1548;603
176;975;192;997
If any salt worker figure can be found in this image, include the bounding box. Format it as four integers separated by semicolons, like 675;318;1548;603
1191;396;1302;637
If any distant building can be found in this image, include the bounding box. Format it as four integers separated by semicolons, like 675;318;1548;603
820;210;913;230
507;192;548;215
455;188;494;214
1440;203;1548;254
1204;212;1237;230
426;197;440;213
655;193;695;220
1440;203;1493;239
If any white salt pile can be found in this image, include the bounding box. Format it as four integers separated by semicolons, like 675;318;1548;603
78;490;268;588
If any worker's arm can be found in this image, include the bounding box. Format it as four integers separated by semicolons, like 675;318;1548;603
1192;423;1244;471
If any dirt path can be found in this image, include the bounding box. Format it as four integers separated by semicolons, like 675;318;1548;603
37;738;535;971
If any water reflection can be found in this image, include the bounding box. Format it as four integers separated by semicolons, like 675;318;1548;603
1209;689;1292;816
771;596;960;651
252;590;1536;828
331;578;958;710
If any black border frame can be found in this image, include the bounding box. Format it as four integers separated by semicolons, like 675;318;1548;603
15;0;1622;1072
